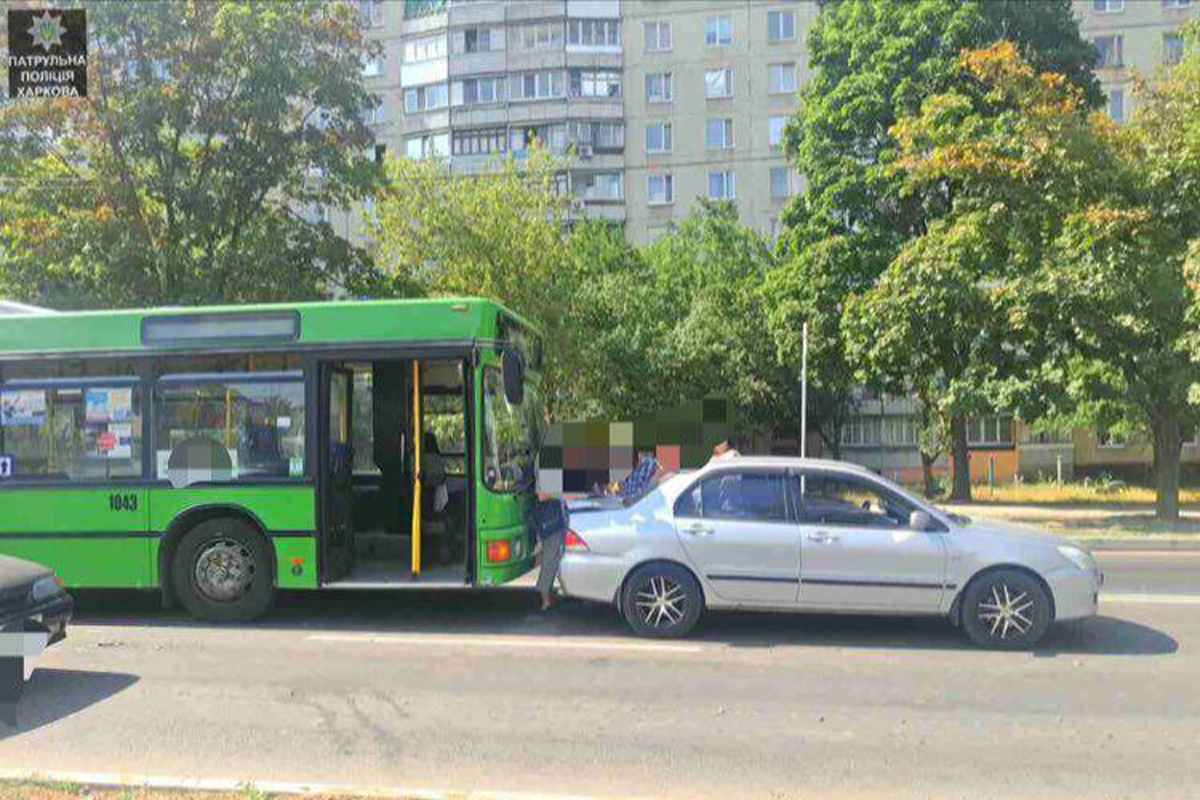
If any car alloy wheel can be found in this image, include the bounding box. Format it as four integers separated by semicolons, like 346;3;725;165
635;576;687;628
976;583;1035;641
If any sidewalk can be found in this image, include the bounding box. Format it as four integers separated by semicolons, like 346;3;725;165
939;502;1200;551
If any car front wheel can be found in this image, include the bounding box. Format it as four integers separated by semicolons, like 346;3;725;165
961;568;1053;650
620;562;703;639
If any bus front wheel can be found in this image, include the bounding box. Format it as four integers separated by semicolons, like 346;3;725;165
172;517;275;622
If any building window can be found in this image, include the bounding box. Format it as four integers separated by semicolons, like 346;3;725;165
454;26;503;54
645;21;671;52
567;19;620;47
358;0;383;27
647;173;674;205
645;121;672;153
1165;32;1185;65
511;123;566;153
363;96;386;126
768;10;795;41
1163;0;1192;8
404;82;448;113
516;21;564;50
770;166;792;199
452;127;508;156
645;72;673;103
577;172;623;201
706;118;734;149
1093;35;1124;68
705;16;732;47
570;69;622;99
404;33;446;63
361;55;384;78
459;75;507;105
769;115;786;147
769;62;797;94
967;416;1014;446
705;68;733;98
568;120;624;149
708;169;735;200
405;133;450;159
1108;88;1125;122
510;70;565;101
1093;0;1125;11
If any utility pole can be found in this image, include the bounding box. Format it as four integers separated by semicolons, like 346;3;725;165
801;322;808;458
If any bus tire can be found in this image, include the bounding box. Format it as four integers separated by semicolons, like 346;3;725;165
172;517;275;622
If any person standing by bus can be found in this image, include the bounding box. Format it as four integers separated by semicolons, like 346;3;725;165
531;493;570;611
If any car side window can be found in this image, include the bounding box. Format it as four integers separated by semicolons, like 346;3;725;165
674;471;788;523
797;473;913;529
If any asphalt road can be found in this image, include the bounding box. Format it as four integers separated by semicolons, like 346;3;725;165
2;553;1198;800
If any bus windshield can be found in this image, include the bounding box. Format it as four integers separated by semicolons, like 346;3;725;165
482;366;542;493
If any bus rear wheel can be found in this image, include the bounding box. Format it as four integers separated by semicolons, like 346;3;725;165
172;517;275;622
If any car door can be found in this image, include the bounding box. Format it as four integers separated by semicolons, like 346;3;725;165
672;468;799;605
794;470;949;612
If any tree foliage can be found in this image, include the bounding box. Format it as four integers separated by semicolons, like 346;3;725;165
882;36;1200;518
766;0;1102;487
0;0;380;308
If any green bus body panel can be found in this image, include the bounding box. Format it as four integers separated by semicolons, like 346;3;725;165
147;485;316;532
0;486;153;587
0;297;535;357
273;537;318;589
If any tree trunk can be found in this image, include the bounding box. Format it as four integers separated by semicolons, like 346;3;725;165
1152;412;1182;521
920;450;938;498
950;414;972;502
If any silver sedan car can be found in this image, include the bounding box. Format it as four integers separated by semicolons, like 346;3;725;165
560;457;1102;648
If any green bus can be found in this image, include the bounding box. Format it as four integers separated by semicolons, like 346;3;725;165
0;298;545;620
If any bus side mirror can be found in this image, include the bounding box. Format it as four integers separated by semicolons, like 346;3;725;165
502;348;525;406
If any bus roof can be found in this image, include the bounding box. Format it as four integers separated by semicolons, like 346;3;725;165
0;296;539;359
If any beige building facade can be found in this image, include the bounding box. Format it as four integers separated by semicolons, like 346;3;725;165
332;0;1198;250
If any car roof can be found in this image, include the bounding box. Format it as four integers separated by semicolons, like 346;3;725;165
700;455;875;474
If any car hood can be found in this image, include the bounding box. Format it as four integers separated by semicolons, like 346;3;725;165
0;554;51;589
952;517;1068;548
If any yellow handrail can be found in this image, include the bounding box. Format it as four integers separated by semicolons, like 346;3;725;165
411;360;422;576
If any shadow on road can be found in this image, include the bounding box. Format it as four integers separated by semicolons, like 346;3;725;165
0;668;138;739
67;589;1177;657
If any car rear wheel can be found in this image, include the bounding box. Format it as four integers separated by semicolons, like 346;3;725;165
172;517;275;622
961;568;1052;650
620;562;703;639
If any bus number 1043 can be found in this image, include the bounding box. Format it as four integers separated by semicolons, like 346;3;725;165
108;493;139;512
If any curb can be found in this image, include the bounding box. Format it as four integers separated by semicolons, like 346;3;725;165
1073;538;1200;552
0;768;641;800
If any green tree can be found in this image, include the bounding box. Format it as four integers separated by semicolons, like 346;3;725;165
767;0;1101;484
638;201;798;441
370;148;582;412
889;37;1200;518
0;1;380;307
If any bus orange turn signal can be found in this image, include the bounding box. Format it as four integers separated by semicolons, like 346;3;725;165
487;540;511;563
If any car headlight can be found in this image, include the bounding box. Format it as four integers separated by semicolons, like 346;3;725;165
1056;545;1095;571
29;574;63;603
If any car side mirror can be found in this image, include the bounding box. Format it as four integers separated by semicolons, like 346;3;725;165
909;510;938;532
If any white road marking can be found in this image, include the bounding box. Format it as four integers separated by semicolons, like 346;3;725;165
306;632;704;654
1095;551;1200;557
0;767;643;800
1101;593;1200;605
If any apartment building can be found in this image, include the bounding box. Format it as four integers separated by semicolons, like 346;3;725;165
1074;0;1198;122
620;0;808;244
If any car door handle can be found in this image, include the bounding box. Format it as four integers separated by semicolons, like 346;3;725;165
807;531;840;544
683;522;715;537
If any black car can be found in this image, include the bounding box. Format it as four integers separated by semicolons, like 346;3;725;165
0;555;73;648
